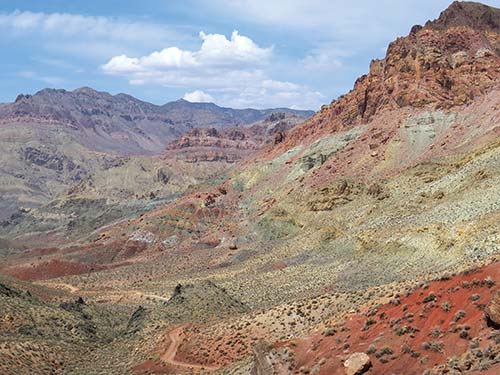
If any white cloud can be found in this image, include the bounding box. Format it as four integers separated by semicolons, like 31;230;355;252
102;31;271;75
195;0;452;39
102;30;321;109
0;10;186;59
217;84;324;110
183;90;214;103
198;31;271;66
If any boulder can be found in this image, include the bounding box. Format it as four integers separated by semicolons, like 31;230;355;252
274;131;285;144
485;289;500;328
251;341;274;375
344;352;372;375
75;296;85;305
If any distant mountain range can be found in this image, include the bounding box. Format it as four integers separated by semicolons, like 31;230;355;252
0;87;313;220
2;87;313;155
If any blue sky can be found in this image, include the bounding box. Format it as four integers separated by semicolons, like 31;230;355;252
1;0;499;109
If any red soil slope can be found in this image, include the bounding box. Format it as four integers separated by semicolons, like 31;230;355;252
281;260;500;374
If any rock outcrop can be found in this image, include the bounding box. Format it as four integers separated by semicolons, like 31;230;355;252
165;113;306;162
251;341;275;375
344;352;372;375
162;281;249;321
280;1;500;149
485;289;500;328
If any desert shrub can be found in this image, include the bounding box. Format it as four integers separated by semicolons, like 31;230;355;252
375;346;394;358
429;341;444;353
470;294;481;301
420;341;444;353
395;325;417;336
469;338;480;349
423;292;437;303
390;298;401;306
323;328;335;336
484;277;495;288
362;318;376;331
366;344;377;354
420;356;429;365
453;310;466;322
471;278;481;287
429;327;442;338
459;330;470;340
488;331;500;344
441;301;452;312
477;361;491;371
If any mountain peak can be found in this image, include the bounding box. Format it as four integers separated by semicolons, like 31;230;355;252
73;86;99;94
276;1;499;151
33;88;68;97
425;1;500;31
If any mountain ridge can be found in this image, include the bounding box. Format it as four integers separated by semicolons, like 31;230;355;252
8;86;314;152
0;86;312;220
271;0;499;154
424;0;500;31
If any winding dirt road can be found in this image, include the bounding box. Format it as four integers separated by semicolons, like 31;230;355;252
37;281;80;293
39;282;217;370
37;281;171;302
161;325;219;371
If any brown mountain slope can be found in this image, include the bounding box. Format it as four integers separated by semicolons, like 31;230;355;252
275;0;499;152
3;88;313;155
164;112;305;163
0;88;312;221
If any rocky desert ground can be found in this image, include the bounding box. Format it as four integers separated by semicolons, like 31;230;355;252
1;1;500;374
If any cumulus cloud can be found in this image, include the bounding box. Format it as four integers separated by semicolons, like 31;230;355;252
103;30;322;109
198;31;271;66
103;31;271;76
183;90;215;103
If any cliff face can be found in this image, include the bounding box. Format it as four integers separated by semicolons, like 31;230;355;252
282;1;499;148
164;113;305;163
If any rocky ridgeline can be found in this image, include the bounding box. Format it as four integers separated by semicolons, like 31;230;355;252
281;1;499;148
1;88;312;155
164;113;305;162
